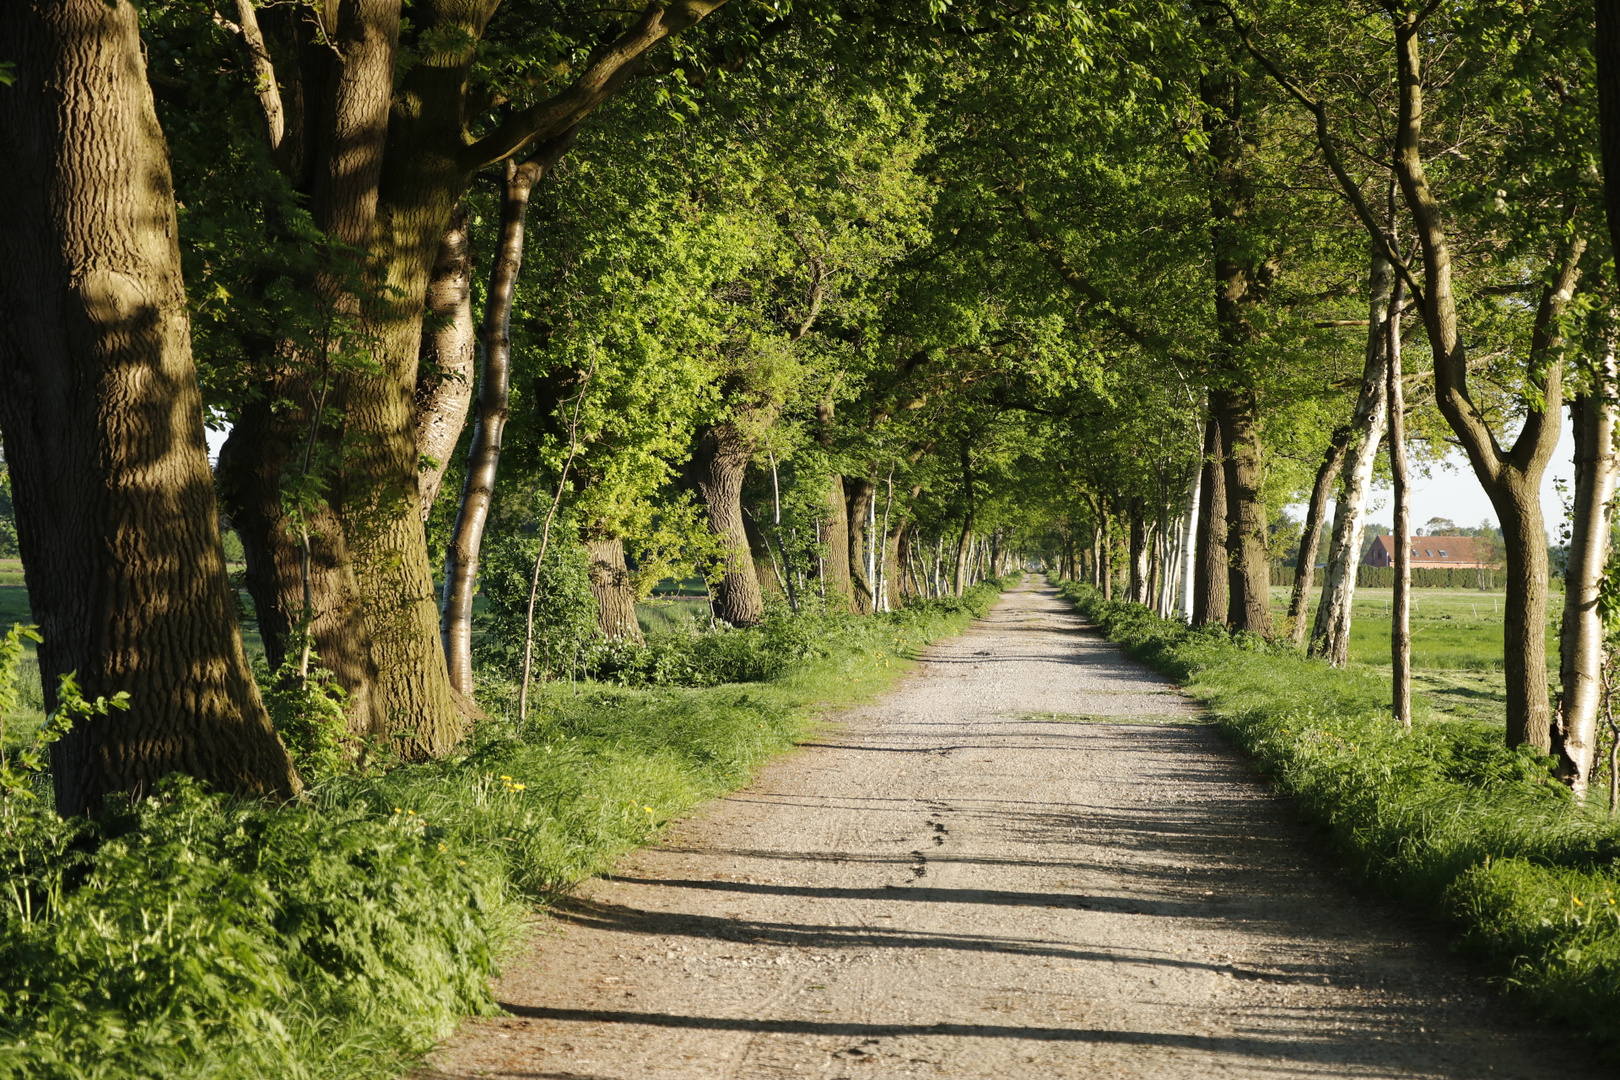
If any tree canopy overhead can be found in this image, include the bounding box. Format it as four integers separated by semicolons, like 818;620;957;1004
2;0;1618;809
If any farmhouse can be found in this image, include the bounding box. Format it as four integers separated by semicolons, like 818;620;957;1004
1363;535;1492;569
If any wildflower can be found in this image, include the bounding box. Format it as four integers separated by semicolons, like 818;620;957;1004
644;805;655;813
437;843;447;852
1573;895;1585;908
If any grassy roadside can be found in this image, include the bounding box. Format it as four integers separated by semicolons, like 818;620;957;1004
0;583;1002;1080
1054;579;1620;1051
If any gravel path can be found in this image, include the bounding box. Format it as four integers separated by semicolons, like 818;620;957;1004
427;580;1607;1079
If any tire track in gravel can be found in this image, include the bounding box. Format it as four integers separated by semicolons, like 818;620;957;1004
425;579;1608;1079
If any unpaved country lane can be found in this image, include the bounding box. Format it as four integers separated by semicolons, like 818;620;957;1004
426;580;1607;1079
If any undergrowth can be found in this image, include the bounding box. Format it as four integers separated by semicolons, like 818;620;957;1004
1056;579;1620;1049
0;582;1003;1080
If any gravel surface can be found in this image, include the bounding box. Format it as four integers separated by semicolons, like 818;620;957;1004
426;579;1609;1079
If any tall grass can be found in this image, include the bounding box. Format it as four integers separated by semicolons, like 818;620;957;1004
1057;580;1620;1049
0;583;1003;1080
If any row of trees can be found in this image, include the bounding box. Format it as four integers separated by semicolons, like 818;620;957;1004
3;0;1619;812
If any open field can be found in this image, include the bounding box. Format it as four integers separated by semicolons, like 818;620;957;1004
1269;585;1565;729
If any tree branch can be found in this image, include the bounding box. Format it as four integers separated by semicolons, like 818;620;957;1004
1212;0;1427;312
461;1;727;170
214;0;287;170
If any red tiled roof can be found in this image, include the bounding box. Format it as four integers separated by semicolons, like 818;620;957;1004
1364;535;1491;568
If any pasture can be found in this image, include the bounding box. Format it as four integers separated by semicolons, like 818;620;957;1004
1269;585;1562;727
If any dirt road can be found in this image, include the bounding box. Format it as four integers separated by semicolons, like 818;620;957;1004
427;580;1607;1079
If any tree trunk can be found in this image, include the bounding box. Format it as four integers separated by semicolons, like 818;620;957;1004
413;201;476;519
1312;247;1393;665
585;534;644;644
743;506;786;600
1128;497;1149;604
1192;417;1229;627
1388;277;1412;728
1392;18;1579;750
439;140;575;694
0;0;300;815
890;521;911;606
1287;427;1350;646
1098;504;1114;601
846;476;876;614
818;475;854;608
687;425;763;627
1178;458;1201;621
1201;58;1273;638
952;517;974;597
1212;389;1272;637
221;4;714;758
1555;353;1619;794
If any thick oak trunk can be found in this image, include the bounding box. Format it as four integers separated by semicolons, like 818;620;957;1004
846;476;876;614
224;3;717;753
687;425;764;626
819;475;854;608
585;534;644;644
414;202;476;518
0;0;300;815
1202;60;1272;638
1192;417;1228;627
1311;248;1393;665
1212;390;1271;635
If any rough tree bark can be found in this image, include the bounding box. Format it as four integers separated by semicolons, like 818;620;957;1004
1191;418;1229;627
0;0;301;815
1392;17;1580;750
846;476;876;614
1311;248;1393;665
686;424;764;626
1202;57;1274;638
585;534;644;643
217;2;727;757
819;475;855;608
414;202;475;518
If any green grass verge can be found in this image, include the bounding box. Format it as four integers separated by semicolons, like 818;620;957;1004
1056;580;1620;1051
0;582;1003;1080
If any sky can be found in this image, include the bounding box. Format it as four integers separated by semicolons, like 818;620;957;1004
1308;423;1575;540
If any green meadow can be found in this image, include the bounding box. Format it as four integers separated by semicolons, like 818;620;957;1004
1269;585;1564;728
